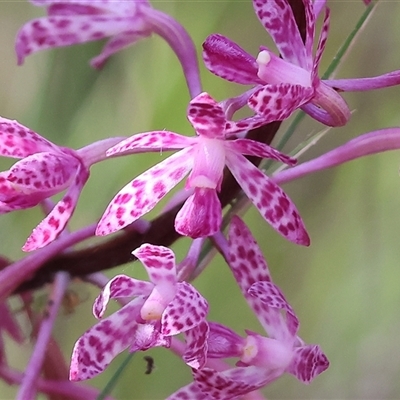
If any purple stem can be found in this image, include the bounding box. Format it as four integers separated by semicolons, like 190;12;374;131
273;127;400;185
0;224;96;303
17;272;70;400
143;7;202;98
0;364;114;400
177;238;205;281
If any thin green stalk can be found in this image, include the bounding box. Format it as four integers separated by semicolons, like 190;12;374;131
322;2;376;80
96;353;135;400
272;2;376;154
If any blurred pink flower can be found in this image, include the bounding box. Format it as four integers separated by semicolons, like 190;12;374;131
16;0;201;95
0;117;89;251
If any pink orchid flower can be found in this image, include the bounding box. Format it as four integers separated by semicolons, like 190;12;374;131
16;0;201;95
168;216;328;399
0;117;121;251
203;0;400;127
0;118;89;251
70;243;209;381
97;92;309;245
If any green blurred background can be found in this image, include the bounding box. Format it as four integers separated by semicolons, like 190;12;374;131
1;1;400;399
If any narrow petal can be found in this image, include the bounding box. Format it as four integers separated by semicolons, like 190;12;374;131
303;0;316;70
248;83;314;121
226;153;310;245
226;139;296;166
225;114;268;137
31;1;145;14
0;118;57;158
167;382;209;400
187;93;226;139
248;281;298;342
202;34;262;85
193;366;282;400
0;172;51;210
16;16;135;64
7;152;78;193
312;7;330;82
96;147;193;236
22;166;89;251
183;321;210;369
91;30;151;69
228;216;272;289
175;188;222;238
161;281;208;336
132;244;178;321
132;244;176;286
106;131;195;157
286;345;329;383
253;0;307;67
323;70;400;91
69;300;142;381
93;274;153;319
228;216;292;340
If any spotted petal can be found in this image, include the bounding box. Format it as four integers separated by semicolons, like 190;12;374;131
248;281;298;343
22;165;89;251
248;83;314;121
225;114;269;136
228;216;284;338
183;321;210;369
106;131;195;157
312;7;330;82
133;244;176;285
7;152;79;193
202;34;262;85
175;188;222;238
253;0;307;68
226;139;296;166
161;281;208;336
193;366;282;400
93;274;153;319
226;153;309;245
303;0;317;70
286;345;329;383
0;172;54;211
187;93;227;139
16;15;138;64
69;298;143;381
96;146;194;236
228;216;272;285
167;382;209;400
0;118;58;158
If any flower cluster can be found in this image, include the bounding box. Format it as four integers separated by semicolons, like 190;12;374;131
1;0;400;399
